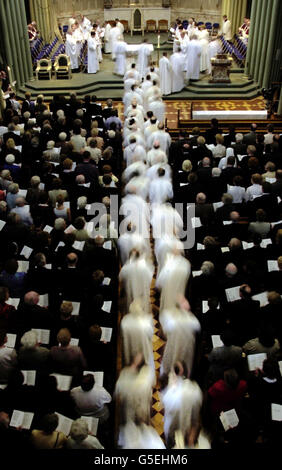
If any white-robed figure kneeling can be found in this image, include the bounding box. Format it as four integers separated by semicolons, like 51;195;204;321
87;31;99;74
160;297;201;377
119;249;154;313
113;36;128;76
121;299;155;374
159;52;172;96
161;362;203;448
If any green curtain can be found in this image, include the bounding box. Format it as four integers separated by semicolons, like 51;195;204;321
29;0;62;43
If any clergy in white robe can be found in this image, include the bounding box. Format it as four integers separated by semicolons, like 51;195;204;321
160;302;201;376
109;23;121;59
222;16;232;41
207;39;221;74
154;234;184;275
185;35;202;80
87;32;99;74
113;37;128;76
151;204;183;244
103;22;112;53
123;86;143;112
115;355;155;424
116;19;124;35
147;94;165;123
198;27;210;73
119;251;153;313
149;168;173;205
125;174;150;201
121;299;154;373
123;160;148;183
137;40;152;79
120;192;150;239
146;144;167;167
170;49;185;93
159;53;172;96
146;162;172;182
156;251;190;312
80;15;92;40
124;64;140;82
118;225;151;265
162;369;203;446
65;31;79;70
147;123;171;156
119;422;166;449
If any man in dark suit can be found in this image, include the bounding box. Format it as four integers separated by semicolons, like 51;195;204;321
220;156;243;186
16;291;54;334
228;284;260;345
75;151;99;185
232;133;247;157
58;252;85;301
102;99;114;120
242;123;257;146
271;170;282;197
197;157;213;185
195;192;214;226
204;118;222;145
2;124;21;146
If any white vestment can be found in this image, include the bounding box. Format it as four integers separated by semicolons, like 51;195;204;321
156;253;190;312
104;23;112;53
154;235;184;274
118;232;151;265
159;56;172;96
149;178;173;205
160;307;201;376
222;19;232;41
186;39;202;80
207;40;221;74
121;312;154;371
87;37;99;74
119;422;166;449
81;17;92;40
146;163;172;181
124;143;146;167
151;204;184;242
120;194;150;239
109;26;121;59
137;43;152;79
125;175;150;200
146;148;167;167
170;52;185;93
162;375;203;443
116;21;124;35
147;130;171;155
123;90;143;111
65;33;79;69
119;256;153;312
113;40;127;76
123;161;148;182
147;97;165;123
198;29;210;72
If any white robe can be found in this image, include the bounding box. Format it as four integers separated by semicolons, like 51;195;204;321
146;148;167;167
119;256;154;312
137;43;152;79
149;178;173;205
162;375;203;443
198;29;210;72
207;40;221;74
160;308;201;376
109;26;121;59
186;39;202;80
170;52;185;93
118;231;151;265
146;163;172;182
65;33;79;69
123;143;146;167
125;175;150;200
104;23;112;53
87;37;99;74
113;41;127;76
121;312;154;371
119;422;166;449
159;56;172;96
120;194;150;239
154;235;184;274
147;98;165;123
156;253;190;312
222;19;232;41
123;161;148;182
151;204;184;242
116;21;124;35
81;17;92;40
147;130;171;155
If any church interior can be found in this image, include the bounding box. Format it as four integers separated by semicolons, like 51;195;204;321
0;0;282;459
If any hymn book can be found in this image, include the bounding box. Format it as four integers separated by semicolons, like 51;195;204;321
10;410;34;430
0;220;6;231
220;409;239;431
6;298;20;308
271;404;282;421
21;370;36;386
102;277;111;286
20;246;33;259
51;374;72;391
103;301;112;313
81;416;99;436
225;286;241;303
32;329;50;345
100;327;112;343
252;292;269;307
267;260;279;272
55;413;73;436
6;333;16;348
247;353;267;371
211;335;224;348
103;241;112;250
17;260;29;273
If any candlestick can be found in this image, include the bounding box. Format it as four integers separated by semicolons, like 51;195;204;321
7;66;13;87
157;35;160;48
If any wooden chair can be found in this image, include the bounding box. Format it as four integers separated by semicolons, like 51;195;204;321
120;20;129;33
54;54;71;80
158;19;168;32
146;19;157;32
35;58;52;80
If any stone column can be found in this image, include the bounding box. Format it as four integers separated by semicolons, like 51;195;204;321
278;89;282;116
0;0;33;87
262;0;280;88
222;0;247;36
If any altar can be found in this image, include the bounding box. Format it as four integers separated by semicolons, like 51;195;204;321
104;7;171;35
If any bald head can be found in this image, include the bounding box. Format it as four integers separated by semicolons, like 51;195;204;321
225;263;238;277
67;252;78;266
24;291;39;306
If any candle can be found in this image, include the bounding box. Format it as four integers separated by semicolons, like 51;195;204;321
7;66;13;87
157;35;160;48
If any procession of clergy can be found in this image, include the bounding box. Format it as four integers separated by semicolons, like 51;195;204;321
64;14;250;95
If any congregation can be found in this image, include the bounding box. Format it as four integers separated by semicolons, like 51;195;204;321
0;50;282;450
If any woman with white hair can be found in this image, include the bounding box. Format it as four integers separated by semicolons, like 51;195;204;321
18;329;50;370
66;418;104;449
6;183;19;210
